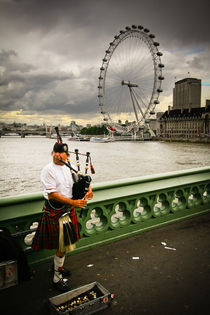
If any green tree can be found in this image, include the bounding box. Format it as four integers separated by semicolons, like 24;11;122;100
80;125;108;135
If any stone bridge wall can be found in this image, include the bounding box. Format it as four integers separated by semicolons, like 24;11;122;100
0;167;209;265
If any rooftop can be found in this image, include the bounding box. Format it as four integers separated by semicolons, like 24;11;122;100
175;78;201;85
160;106;210;120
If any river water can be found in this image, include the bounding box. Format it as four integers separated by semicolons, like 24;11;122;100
0;136;209;198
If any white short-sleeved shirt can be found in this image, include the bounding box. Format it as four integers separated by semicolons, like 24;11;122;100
41;161;74;200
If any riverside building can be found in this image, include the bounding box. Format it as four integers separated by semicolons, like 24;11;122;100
160;78;210;139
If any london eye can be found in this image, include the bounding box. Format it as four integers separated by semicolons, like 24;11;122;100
98;25;164;135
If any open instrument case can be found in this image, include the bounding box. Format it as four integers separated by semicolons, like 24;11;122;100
48;281;112;314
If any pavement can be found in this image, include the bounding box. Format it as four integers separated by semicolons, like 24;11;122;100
1;212;210;315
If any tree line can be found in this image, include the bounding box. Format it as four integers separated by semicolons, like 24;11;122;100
80;125;108;135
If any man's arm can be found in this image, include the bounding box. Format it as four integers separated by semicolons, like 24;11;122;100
48;192;87;209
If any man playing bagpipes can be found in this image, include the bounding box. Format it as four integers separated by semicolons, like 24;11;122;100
32;137;93;292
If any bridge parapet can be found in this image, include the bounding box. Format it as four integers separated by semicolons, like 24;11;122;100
0;167;210;265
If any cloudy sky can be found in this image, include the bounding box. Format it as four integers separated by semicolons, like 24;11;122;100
0;0;209;126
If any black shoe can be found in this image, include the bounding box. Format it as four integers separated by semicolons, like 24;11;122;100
59;266;71;277
52;264;71;277
53;279;72;292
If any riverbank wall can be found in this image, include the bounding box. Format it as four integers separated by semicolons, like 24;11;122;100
155;136;210;143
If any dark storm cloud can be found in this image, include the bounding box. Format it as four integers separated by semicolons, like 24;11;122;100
0;49;34;72
0;0;209;122
0;49;97;115
0;50;75;108
1;0;209;44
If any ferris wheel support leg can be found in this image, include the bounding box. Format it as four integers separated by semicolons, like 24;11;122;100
146;124;155;137
132;131;137;140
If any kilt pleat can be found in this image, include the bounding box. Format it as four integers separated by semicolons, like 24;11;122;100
69;208;81;240
32;205;80;251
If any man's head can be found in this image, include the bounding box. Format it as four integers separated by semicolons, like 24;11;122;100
52;142;69;165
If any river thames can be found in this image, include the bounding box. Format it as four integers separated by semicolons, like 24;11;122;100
0;136;209;197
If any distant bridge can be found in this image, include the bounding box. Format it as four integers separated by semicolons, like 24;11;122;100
0;128;74;138
0;130;46;137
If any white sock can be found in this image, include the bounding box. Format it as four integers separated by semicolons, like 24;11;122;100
53;255;65;283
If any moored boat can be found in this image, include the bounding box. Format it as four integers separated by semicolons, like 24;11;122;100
90;137;113;143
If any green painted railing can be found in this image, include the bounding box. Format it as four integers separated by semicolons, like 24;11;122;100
0;167;210;265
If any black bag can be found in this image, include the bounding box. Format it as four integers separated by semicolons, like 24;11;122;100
72;175;92;200
0;229;33;281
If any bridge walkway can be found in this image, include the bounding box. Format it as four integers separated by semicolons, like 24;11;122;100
0;212;210;315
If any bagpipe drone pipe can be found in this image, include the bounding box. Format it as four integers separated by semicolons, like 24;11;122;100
55;127;95;200
54;127;95;252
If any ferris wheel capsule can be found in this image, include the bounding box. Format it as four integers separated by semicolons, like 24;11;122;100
149;34;155;38
158;76;164;80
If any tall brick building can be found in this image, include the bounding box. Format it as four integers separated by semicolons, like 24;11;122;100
160;78;210;138
173;78;201;110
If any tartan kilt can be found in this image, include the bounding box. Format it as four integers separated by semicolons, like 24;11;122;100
32;206;80;251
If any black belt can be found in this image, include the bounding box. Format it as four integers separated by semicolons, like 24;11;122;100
44;198;67;210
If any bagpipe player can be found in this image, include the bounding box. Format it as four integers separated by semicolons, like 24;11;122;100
32;141;93;292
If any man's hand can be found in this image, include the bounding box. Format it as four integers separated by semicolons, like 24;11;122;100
48;192;88;209
84;190;93;200
71;199;87;209
84;185;93;200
